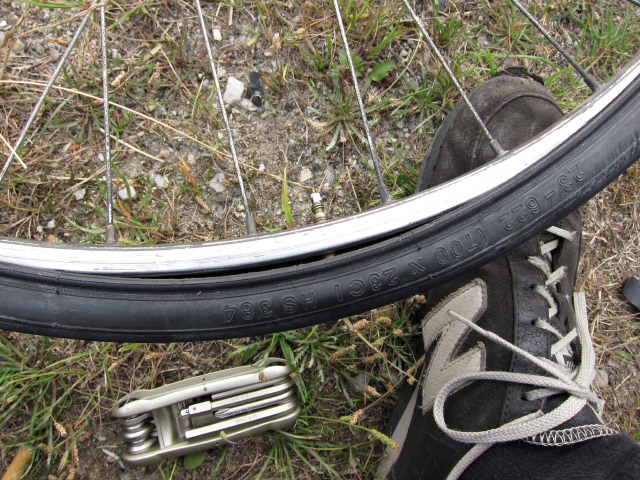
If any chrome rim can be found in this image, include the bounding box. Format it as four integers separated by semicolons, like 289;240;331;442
1;52;639;275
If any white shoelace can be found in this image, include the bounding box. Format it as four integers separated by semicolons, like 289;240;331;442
433;227;607;480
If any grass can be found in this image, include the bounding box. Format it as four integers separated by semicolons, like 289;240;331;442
0;335;115;478
0;0;639;478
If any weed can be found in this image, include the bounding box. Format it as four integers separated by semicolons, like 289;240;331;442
308;75;377;151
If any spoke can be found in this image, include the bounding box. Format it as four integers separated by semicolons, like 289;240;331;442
401;0;505;156
194;0;256;235
0;4;95;183
510;0;600;92
331;0;391;204
100;4;115;243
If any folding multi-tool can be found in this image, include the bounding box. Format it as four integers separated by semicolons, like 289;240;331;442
112;358;300;466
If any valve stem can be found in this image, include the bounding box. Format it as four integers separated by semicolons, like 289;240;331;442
311;192;329;224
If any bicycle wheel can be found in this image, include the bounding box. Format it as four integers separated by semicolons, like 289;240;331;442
0;1;639;341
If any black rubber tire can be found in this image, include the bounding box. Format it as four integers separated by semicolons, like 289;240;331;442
1;71;639;342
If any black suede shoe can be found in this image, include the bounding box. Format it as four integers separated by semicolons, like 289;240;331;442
377;71;616;480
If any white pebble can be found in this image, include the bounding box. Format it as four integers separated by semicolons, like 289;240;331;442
153;174;169;188
118;185;137;200
209;172;227;193
46;219;56;228
240;98;257;111
299;167;313;183
74;188;86;201
223;76;244;105
212;27;222;42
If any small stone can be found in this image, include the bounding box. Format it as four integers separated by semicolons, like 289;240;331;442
46;219;56;229
36;225;43;234
74;188;86;201
212;27;222;42
118;185;137;200
154;104;166;116
153;174;169;188
323;167;335;185
258;163;265;171
187;153;196;165
11;38;25;55
223;76;244;105
299;167;312;183
239;98;257;111
594;369;609;388
209;172;227;193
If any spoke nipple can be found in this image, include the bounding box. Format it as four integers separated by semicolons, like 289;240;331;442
246;216;257;236
105;224;116;244
311;192;329;224
491;139;506;156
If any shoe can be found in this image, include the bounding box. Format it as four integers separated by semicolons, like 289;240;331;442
377;70;615;480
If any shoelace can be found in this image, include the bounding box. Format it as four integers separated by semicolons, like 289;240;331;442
433;226;607;480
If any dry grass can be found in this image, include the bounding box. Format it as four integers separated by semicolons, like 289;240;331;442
581;161;640;436
0;0;639;478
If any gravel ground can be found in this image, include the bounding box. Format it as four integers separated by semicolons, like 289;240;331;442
0;0;638;478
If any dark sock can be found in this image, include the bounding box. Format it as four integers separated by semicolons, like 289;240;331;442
461;434;640;480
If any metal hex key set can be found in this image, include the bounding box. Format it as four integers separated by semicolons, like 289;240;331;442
111;359;300;466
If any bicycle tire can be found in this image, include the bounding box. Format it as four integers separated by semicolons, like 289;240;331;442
1;54;639;342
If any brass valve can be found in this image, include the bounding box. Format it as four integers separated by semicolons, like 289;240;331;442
311;192;329;224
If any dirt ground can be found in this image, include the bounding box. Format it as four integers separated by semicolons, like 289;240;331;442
0;0;638;478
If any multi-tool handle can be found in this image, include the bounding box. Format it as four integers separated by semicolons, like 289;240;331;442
112;358;300;466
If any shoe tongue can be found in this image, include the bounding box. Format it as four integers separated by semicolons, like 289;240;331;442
549;289;573;333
